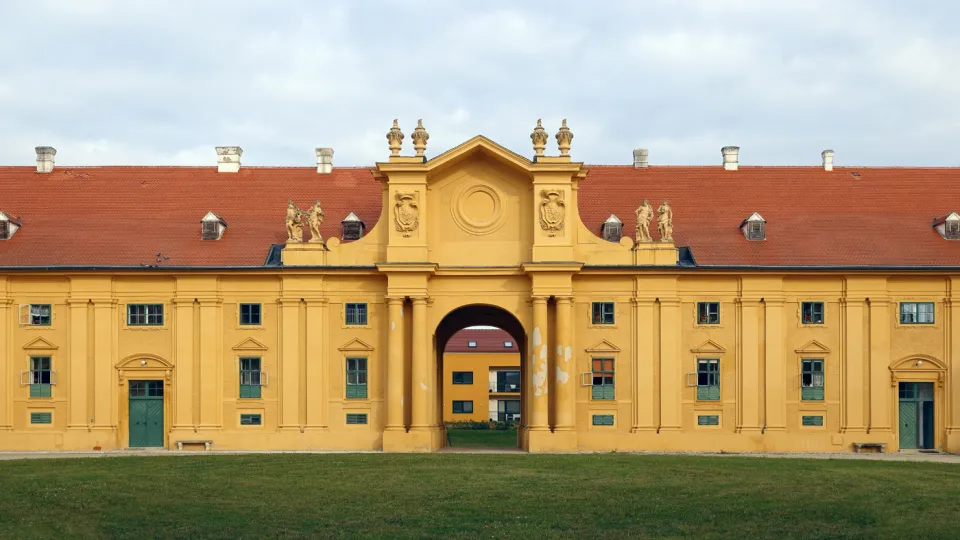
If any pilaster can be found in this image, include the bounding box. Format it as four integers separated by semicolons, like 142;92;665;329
529;296;550;432
305;297;328;429
946;292;960;450
410;297;430;431
763;298;786;431
198;298;222;429
553;296;575;432
172;297;195;429
868;297;892;433
384;297;406;433
67;298;90;429
841;296;867;433
92;298;115;429
737;297;762;432
0;291;11;430
278;297;301;430
632;297;656;432
659;298;682;431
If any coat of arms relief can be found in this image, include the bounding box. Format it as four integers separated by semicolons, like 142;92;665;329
394;191;419;237
539;189;565;236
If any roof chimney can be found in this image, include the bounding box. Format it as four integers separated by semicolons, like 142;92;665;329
722;146;739;171
316;148;334;174
216;146;242;173
633;148;649;169
821;149;834;172
35;146;56;173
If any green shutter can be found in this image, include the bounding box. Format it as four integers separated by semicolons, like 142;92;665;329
592;414;614;426
239;384;261;399
697;385;720;401
698;415;719;426
30;412;52;424
30;384;51;399
592;385;615;400
346;384;367;399
346;413;368;425
240;414;262;426
801;415;824;426
801;386;824;401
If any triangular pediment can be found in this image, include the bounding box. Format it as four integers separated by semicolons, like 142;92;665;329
339;338;374;352
232;337;268;351
585;339;620;353
794;340;831;354
23;336;58;350
425;135;534;173
691;339;726;354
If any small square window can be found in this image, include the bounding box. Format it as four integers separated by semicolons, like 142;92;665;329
22;304;52;326
946;221;960;239
592;302;615;325
452;371;473;385
503;341;513;348
128;304;164;326
697;302;720;325
452;400;474;414
239;303;262;326
801;302;824;324
345;303;368;325
900;302;934;324
467;341;478;348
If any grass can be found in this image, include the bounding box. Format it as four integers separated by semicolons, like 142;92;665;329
446;428;519;448
0;454;957;539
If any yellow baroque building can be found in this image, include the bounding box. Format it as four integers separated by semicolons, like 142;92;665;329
1;124;959;453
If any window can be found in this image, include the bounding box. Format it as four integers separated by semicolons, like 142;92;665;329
601;220;622;242
345;303;367;325
900;302;934;324
495;371;521;393
504;341;513;348
947;221;960;240
29;356;52;398
497;400;520;422
452;371;473;385
240;414;262;426
802;415;824;427
20;304;52;326
697;359;720;400
0;220;8;240
346;413;368;425
698;415;720;426
801;302;824;324
746;221;765;240
239;357;262;399
127;304;164;326
467;341;478;348
801;359;824;401
201;220;219;240
346;358;367;398
592;358;615;400
592;302;615;325
592;414;614;426
30;412;52;424
239;303;261;326
697;302;720;325
452;400;474;414
129;380;163;397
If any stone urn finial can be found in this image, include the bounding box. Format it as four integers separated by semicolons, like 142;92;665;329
555;119;573;156
386;119;404;156
530;119;548;157
411;119;429;157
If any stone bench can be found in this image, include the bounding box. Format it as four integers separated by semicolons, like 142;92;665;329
852;442;886;454
176;440;213;451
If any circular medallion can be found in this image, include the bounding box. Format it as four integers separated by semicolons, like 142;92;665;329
451;182;507;235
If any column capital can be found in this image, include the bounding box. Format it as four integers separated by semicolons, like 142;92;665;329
90;297;118;306
302;297;329;305
658;298;681;308
840;297;868;306
531;295;549;304
763;297;786;308
411;296;429;305
867;297;892;307
385;296;406;304
277;297;303;306
66;298;91;306
554;295;574;304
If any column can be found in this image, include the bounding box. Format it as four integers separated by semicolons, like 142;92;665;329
842;297;866;433
868;298;891;432
92;300;113;428
410;297;429;430
305;298;327;428
946;296;960;448
634;298;657;431
554;296;575;431
658;299;682;430
739;299;762;432
67;299;89;429
198;300;220;428
173;299;194;429
385;297;406;432
0;297;10;429
529;296;550;431
279;298;301;430
764;299;786;431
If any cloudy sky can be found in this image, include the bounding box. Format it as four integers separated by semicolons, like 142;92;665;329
0;0;957;167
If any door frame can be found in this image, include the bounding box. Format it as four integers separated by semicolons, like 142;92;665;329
890;355;946;451
116;354;174;449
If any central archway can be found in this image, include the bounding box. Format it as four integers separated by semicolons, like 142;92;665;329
435;304;528;450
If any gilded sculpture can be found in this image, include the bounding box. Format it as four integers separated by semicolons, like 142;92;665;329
411;119;429;157
530;119;548;157
539;189;565;234
657;200;674;243
306;200;325;244
555;119;573;156
635;199;654;242
285;200;304;243
386;119;404;156
394;191;419;236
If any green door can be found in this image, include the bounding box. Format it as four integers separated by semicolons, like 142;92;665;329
899;400;917;449
129;381;164;448
899;382;935;450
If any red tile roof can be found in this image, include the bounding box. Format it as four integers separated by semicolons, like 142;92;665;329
1;163;959;267
445;328;518;353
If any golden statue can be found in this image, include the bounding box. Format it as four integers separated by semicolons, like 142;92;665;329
635;199;653;242
307;200;325;244
657;200;673;243
285;201;304;243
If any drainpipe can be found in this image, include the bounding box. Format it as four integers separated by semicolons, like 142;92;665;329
761;424;766;435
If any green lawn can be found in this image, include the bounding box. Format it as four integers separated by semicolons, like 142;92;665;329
446;428;519;448
0;455;957;539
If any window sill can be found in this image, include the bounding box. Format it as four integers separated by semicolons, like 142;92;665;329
693;401;723;410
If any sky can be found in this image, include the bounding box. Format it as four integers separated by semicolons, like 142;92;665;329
0;0;958;167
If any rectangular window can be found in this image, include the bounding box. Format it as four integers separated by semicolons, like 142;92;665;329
697;359;720;401
127;304;164;326
239;357;262;399
900;302;934;324
698;415;720;426
346;413;368;425
801;302;824;324
239;303;262;326
30;412;52;425
591;358;615;400
452;371;473;385
346;358;368;399
801;359;824;401
0;220;8;240
497;400;521;422
495;371;521;393
467;341;478;348
592;414;614;426
29;356;52;398
802;415;824;427
20;304;52;326
591;302;615;325
239;414;262;426
697;302;720;324
504;341;513;348
345;303;368;325
452;400;474;414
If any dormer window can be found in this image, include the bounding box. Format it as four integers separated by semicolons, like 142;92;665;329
200;212;227;240
0;211;22;240
740;212;766;241
341;212;366;241
601;214;622;242
933;212;960;240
